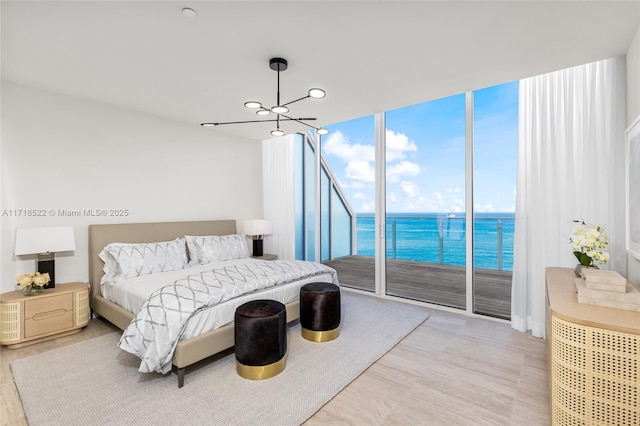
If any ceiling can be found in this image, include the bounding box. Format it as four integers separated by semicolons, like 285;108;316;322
2;1;639;141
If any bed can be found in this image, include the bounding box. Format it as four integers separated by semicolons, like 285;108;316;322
88;220;338;387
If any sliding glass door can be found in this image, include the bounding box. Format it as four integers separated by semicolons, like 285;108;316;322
472;82;518;318
315;82;517;320
384;94;467;308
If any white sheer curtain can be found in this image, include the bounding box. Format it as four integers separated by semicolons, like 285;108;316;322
262;135;296;260
512;56;627;338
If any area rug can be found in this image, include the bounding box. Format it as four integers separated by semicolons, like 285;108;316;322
11;292;429;426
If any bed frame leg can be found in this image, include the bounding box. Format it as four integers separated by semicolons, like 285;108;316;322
177;368;185;388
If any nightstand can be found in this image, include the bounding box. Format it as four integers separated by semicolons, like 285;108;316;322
252;254;278;261
0;282;89;348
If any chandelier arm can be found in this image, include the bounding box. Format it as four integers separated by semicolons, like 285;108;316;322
202;118;316;126
282;95;311;107
279;113;320;130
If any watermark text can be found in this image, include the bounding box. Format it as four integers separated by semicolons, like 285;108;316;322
2;208;130;217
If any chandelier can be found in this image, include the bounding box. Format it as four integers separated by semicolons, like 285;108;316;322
201;58;328;137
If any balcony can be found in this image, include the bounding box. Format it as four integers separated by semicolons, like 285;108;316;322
323;255;512;319
323;215;514;319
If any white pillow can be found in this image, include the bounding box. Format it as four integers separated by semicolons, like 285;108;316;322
185;234;250;265
99;238;188;283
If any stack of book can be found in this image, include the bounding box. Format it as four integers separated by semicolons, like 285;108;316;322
575;269;640;312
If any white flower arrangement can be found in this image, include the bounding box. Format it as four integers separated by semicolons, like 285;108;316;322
17;272;50;289
570;220;609;266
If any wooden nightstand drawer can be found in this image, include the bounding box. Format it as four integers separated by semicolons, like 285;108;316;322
25;294;72;318
24;294;74;338
25;310;74;338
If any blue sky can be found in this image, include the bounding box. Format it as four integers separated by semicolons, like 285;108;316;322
320;81;519;214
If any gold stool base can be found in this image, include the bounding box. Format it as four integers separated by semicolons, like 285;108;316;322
301;326;340;342
236;353;287;380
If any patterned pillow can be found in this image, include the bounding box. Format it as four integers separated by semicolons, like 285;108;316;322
185;234;250;265
99;238;188;283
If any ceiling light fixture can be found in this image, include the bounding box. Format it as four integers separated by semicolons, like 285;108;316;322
181;7;197;18
201;57;328;137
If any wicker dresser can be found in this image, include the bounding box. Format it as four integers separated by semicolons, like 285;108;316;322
546;267;639;425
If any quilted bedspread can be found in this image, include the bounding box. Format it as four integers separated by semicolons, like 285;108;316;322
118;260;338;374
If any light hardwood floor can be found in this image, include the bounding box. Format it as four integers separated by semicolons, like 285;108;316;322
1;306;549;425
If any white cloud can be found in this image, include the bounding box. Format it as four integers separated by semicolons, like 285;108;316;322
402;192;444;211
341;181;366;189
474;203;495;212
324;129;422;188
323;131;374;163
345;161;375;182
325;130;417;164
399;181;420;198
360;202;375;212
452;198;464;210
446;187;463;193
386;129;417;162
354;192;366;200
386;161;420;183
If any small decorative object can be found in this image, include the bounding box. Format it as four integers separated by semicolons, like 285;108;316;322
570;220;609;277
581;269;627;293
17;272;50;296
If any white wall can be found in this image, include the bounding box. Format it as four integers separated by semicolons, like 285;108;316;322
0;82;263;293
627;26;640;285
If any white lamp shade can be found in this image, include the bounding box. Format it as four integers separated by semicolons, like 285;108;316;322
244;220;272;236
14;226;76;255
270;105;289;114
308;88;326;99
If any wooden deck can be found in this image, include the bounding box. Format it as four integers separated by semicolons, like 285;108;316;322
323;255;512;319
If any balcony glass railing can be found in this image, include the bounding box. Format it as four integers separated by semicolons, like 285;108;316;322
355;214;514;271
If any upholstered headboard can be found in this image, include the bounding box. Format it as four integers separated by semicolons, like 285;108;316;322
88;220;237;306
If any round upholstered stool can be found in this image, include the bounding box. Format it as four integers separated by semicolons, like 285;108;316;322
300;282;341;342
234;299;287;380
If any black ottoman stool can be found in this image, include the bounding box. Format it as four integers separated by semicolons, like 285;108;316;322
234;299;287;380
300;282;341;342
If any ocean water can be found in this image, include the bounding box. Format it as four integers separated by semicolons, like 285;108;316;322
356;213;514;271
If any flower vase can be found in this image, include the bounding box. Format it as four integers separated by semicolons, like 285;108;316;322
22;285;43;296
574;263;598;278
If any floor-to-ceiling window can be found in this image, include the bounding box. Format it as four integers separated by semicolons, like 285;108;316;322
317;82;517;319
319;116;375;291
295;132;356;263
385;94;467;308
472;82;518;318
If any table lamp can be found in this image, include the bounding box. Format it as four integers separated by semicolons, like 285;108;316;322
14;226;76;288
244;220;272;257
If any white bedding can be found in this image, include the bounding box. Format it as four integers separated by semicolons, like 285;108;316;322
101;258;337;340
118;259;338;373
